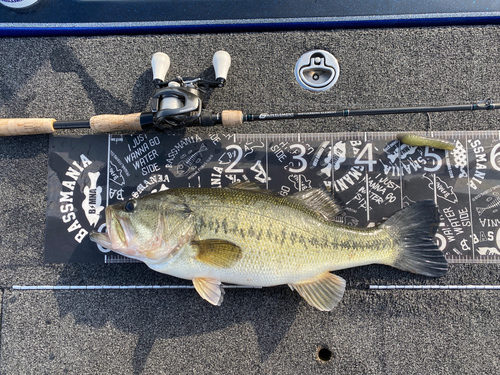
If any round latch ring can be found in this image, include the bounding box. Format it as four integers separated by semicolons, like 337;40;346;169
295;50;340;92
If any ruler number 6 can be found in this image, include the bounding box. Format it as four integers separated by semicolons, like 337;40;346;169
491;143;500;171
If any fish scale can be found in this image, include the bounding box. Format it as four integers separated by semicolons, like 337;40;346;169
149;188;395;286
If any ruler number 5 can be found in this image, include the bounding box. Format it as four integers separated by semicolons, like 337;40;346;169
423;146;442;173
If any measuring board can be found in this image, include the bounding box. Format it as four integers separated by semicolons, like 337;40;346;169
45;131;500;264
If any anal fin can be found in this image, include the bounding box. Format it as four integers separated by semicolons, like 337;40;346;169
290;272;346;311
193;277;224;306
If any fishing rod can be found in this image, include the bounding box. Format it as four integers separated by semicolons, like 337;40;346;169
0;51;498;136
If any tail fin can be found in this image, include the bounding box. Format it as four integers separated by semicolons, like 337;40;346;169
382;200;448;277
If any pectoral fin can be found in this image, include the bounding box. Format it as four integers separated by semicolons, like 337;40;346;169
192;239;242;268
290;272;346;311
193;278;224;306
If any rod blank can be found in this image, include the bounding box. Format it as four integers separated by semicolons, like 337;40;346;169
241;101;498;123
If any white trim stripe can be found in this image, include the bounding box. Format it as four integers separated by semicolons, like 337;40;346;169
12;285;261;290
369;285;500;290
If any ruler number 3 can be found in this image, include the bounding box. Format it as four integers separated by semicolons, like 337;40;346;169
288;144;307;174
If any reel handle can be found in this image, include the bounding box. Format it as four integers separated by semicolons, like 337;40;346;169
151;52;171;83
213;51;231;86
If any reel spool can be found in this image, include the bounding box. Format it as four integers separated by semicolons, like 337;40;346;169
150;51;231;130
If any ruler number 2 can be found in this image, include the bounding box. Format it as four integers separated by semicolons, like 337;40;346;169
225;144;244;173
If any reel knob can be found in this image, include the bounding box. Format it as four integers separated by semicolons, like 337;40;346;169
151;52;171;84
213;51;231;86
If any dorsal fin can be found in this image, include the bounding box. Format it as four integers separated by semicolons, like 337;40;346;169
226;181;275;195
288;188;342;221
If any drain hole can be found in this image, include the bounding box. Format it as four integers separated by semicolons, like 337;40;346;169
317;347;332;362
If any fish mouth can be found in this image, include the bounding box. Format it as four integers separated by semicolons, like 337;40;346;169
89;206;133;252
89;206;116;249
89;231;112;249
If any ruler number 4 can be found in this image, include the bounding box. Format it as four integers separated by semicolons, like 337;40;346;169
354;143;377;172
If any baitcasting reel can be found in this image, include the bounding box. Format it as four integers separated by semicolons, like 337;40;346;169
149;51;231;130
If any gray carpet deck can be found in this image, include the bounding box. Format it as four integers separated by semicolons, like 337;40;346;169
1;26;500;374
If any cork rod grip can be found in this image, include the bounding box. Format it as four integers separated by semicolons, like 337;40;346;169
89;113;143;133
221;110;243;127
0;118;57;136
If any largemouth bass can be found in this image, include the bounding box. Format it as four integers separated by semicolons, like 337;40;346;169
89;182;447;311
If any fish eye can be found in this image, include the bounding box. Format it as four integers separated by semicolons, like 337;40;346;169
124;199;136;213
